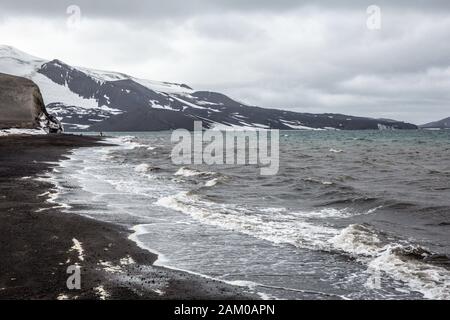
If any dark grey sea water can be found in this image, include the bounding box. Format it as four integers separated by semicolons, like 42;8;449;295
47;130;450;299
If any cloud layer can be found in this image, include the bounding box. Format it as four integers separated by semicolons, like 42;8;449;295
1;1;449;124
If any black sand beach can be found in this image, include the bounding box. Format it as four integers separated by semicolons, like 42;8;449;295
0;134;252;300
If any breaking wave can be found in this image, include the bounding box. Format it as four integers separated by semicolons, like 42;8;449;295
155;192;450;299
174;167;216;178
155;191;340;250
329;224;450;300
47;130;450;300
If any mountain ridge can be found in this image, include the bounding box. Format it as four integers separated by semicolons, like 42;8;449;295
420;117;450;129
0;45;418;131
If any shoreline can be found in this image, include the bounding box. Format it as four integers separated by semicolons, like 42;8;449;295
0;134;254;300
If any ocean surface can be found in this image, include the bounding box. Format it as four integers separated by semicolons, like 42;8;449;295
46;130;450;299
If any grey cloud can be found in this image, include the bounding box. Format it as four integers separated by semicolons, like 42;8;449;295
0;1;449;124
1;0;450;20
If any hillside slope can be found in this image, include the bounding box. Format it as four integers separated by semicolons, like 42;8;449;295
421;117;450;129
0;45;417;131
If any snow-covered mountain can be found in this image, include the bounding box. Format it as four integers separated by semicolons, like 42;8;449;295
0;45;417;131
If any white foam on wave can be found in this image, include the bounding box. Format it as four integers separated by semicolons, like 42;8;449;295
174;167;215;177
259;206;353;219
34;173;72;212
40;133;450;300
155;191;339;250
130;224;242;279
226;280;347;300
128;224;170;266
367;246;450;300
304;177;334;186
204;178;220;187
129;224;285;299
329;224;450;300
155;191;450;300
135;163;150;173
330;224;381;257
291;207;353;219
106;136;149;150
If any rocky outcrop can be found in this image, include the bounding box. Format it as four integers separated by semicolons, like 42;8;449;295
0;73;62;132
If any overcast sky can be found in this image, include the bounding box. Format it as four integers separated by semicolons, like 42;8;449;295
1;1;450;124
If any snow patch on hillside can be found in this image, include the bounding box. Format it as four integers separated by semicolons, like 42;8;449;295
32;73;98;108
210;122;269;131
280;120;317;130
79;65;194;95
134;78;194;94
0;45;98;110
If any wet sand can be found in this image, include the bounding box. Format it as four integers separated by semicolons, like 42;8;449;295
0;134;253;300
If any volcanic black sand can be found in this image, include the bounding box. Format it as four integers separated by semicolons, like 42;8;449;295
0;134;253;300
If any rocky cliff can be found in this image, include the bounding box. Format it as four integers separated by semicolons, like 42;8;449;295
0;73;62;132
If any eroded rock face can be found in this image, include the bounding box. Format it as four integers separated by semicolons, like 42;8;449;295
0;73;62;132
